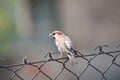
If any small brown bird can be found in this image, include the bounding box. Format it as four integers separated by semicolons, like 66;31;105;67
49;31;76;65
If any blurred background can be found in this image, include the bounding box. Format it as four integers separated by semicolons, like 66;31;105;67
0;0;120;80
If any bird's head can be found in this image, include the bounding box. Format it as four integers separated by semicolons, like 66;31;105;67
49;31;63;39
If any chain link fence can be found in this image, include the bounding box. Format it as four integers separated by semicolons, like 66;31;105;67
0;45;120;80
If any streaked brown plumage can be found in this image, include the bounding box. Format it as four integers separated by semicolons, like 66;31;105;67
49;31;76;65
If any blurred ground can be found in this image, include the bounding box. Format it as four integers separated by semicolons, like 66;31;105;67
0;0;120;80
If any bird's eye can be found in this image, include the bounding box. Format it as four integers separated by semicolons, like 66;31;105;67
52;33;56;35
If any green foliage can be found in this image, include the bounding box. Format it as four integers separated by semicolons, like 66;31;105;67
0;0;16;54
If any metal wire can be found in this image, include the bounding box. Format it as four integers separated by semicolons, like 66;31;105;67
0;45;120;80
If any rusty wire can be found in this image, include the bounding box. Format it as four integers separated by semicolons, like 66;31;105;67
0;45;120;80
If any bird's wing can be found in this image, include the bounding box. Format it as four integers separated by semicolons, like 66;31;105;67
63;36;73;50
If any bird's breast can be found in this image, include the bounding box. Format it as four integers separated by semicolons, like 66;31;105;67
55;40;67;52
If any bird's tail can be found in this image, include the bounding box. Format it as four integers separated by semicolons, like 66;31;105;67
67;52;77;65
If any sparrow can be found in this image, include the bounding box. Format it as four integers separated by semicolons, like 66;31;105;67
49;31;76;65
